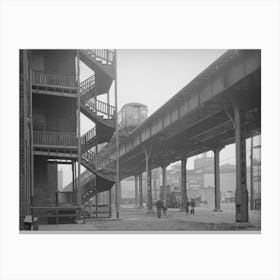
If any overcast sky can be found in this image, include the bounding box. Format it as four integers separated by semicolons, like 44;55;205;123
61;50;261;187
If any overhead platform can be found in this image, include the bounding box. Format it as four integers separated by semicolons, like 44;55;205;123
32;70;77;97
33;131;78;159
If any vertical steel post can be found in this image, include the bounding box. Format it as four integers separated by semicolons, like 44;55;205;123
144;147;153;211
153;169;157;201
23;50;31;217
162;165;167;200
147;168;152;210
55;191;58;206
213;147;223;211
134;175;138;206
233;103;249;222
95;125;98;217
180;158;187;211
76;50;81;205
139;174;143;207
29;65;34;217
72;162;75;192
109;189;112;218
95;191;98;218
74;162;77;203
250;137;254;210
90;200;93;219
114;49;120;219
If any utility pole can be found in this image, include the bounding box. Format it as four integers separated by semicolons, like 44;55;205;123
114;49;120;219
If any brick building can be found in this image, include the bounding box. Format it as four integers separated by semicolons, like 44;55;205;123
20;49;116;228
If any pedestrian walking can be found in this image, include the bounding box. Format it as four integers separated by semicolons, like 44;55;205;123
185;199;190;215
162;200;168;216
190;199;196;215
156;199;163;218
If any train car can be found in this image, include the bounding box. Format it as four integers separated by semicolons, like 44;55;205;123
119;102;148;132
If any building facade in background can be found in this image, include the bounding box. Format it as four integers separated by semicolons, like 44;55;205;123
121;154;261;206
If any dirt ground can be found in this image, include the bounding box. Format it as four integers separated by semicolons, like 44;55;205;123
36;203;261;232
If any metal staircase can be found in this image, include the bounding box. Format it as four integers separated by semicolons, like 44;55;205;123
78;49;116;208
79;49;115;79
80;127;97;153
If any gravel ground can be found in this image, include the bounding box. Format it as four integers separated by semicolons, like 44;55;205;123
37;203;261;232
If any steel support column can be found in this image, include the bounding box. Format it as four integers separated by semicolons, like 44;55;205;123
76;50;81;205
74;163;77;203
143;146;153;212
153;169;157;201
213;147;223;212
139;174;143;207
95;192;98;218
72;162;75;192
162;165;167;201
233;103;249;222
250;137;255;210
113;49;120;219
29;65;34;217
180;158;187;211
109;189;112;218
134;175;138;206
147;168;153;211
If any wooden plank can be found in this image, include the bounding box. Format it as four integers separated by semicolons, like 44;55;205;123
33;144;77;149
32;89;77;98
32;83;76;90
33;150;78;158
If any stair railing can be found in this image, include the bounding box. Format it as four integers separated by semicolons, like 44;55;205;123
81;98;115;118
80;127;96;147
80;75;95;96
96;99;115;117
81;148;115;174
84;49;114;65
81;150;96;169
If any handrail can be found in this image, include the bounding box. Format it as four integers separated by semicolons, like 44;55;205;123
81;149;115;172
81;150;96;168
84;49;114;65
81;98;115;118
96;99;115;117
33;131;77;147
32;71;77;88
82;178;95;196
80;75;95;95
80;127;96;147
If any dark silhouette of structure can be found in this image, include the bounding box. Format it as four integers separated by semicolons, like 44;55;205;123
19;49;116;228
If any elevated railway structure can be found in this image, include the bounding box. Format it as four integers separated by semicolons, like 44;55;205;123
20;49;260;226
78;49;261;222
